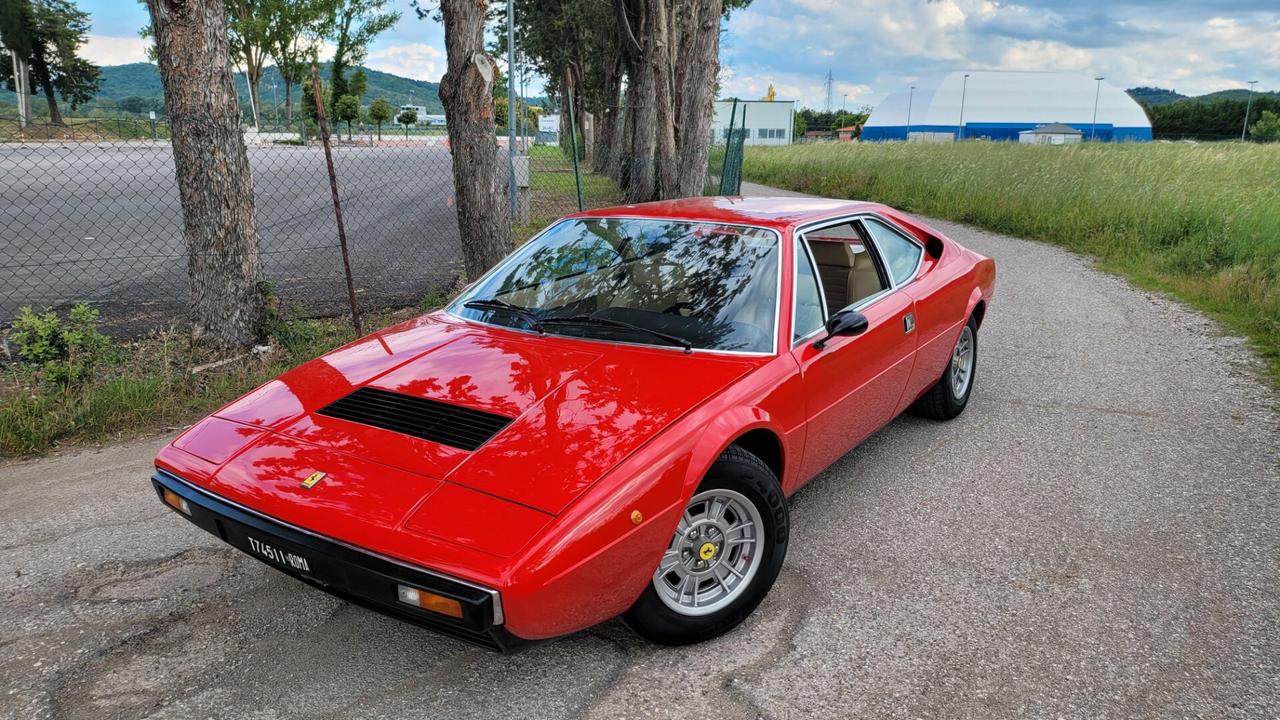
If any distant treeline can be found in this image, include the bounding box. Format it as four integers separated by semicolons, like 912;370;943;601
1143;96;1280;139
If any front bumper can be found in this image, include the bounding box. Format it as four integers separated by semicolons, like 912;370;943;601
151;470;523;652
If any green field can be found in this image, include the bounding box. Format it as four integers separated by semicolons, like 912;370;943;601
741;141;1280;382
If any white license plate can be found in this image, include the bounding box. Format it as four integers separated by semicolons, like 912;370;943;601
246;535;312;573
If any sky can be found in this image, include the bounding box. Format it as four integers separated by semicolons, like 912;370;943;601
77;0;1280;109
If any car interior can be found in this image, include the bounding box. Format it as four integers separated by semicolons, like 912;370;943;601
803;222;889;314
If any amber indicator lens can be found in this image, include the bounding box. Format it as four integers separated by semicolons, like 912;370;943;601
396;584;464;619
162;488;192;516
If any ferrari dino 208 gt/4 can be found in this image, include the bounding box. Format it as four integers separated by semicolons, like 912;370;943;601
153;196;995;651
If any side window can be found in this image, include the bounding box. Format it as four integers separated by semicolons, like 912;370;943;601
863;219;923;286
802;222;890;312
793;238;824;342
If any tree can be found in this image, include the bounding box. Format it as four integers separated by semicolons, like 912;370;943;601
326;0;398;117
145;0;265;350
0;0;101;126
262;0;331;125
501;0;748;202
433;0;513;281
368;96;392;140
1251;110;1280;142
396;107;416;137
224;0;272;125
334;93;359;140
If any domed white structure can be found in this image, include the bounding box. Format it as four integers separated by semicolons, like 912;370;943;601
862;71;1152;142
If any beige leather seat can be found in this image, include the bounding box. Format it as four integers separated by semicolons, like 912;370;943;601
807;241;884;311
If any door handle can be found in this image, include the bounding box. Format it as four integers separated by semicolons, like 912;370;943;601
903;313;915;334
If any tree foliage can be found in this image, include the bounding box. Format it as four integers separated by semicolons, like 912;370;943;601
335;93;360;138
327;0;399;117
1143;96;1280;139
1250;110;1280;142
0;0;101;125
368;95;392;139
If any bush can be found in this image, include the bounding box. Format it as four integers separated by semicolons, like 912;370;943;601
11;303;111;386
1250;111;1280;142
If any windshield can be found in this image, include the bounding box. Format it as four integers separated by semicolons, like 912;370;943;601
450;218;780;353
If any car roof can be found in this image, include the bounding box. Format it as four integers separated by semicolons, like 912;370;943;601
569;195;886;230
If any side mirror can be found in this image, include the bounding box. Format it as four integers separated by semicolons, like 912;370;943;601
813;309;869;350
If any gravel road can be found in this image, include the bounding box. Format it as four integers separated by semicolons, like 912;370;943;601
2;184;1277;719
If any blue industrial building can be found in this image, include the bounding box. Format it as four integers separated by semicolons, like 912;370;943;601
862;71;1152;143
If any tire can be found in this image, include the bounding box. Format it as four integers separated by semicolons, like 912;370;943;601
913;314;978;420
623;446;789;646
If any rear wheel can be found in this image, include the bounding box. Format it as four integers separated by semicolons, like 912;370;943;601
623;446;788;645
913;314;978;420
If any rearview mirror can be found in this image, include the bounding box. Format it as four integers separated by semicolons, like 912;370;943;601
813;309;869;350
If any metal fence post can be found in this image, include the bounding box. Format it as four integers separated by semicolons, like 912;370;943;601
565;67;584;212
310;64;363;335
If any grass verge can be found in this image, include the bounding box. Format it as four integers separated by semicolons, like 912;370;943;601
741;141;1280;383
0;309;416;459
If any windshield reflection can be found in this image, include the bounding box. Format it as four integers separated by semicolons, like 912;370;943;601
450;218;780;353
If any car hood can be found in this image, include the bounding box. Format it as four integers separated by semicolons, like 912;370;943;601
206;313;761;517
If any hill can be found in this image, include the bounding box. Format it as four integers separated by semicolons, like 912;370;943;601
97;62;444;114
1125;87;1188;105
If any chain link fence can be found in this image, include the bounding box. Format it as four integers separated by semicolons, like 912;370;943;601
0;116;634;337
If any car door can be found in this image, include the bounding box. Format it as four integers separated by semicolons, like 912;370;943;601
790;218;919;480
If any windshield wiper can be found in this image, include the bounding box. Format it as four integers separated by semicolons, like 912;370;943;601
463;298;543;332
540;315;693;353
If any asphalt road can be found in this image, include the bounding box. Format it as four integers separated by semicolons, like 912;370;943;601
2;184;1277;719
0;142;463;330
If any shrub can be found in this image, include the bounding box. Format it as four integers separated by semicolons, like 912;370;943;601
11;303;111;386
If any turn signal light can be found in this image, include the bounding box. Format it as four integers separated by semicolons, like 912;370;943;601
162;488;191;516
396;584;464;619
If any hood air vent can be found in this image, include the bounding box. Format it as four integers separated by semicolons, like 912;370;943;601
317;387;513;452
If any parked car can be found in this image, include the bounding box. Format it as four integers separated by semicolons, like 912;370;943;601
152;196;996;651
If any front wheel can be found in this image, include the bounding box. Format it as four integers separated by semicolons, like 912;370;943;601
913;314;978;420
623;446;789;645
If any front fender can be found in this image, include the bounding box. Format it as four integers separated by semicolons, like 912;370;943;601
498;390;789;640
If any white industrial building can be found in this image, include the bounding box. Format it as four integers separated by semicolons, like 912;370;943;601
713;99;795;145
862;71;1152;142
398;105;446;126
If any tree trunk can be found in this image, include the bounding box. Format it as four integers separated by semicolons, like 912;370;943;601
283;81;293;124
592;54;623;175
439;0;513;282
672;0;721;197
29;53;63;125
648;0;677;198
146;0;265;350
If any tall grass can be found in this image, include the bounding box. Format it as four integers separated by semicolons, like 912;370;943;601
742;141;1280;382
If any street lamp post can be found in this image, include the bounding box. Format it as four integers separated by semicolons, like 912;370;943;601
269;81;279;127
957;73;970;140
1242;80;1259;141
1091;76;1104;141
842;93;847;113
906;85;915;141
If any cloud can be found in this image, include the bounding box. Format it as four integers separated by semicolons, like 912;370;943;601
79;35;150;66
721;0;1280;106
998;40;1093;71
364;43;445;82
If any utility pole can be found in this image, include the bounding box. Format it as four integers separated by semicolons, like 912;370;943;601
906;85;915;141
823;70;833;113
506;0;517;219
958;73;970;140
1091;76;1104;141
1242;80;1258;141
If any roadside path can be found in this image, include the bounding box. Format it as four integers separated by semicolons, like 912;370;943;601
1;183;1276;719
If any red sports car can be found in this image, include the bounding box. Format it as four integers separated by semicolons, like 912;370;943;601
153;196;995;651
